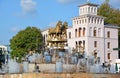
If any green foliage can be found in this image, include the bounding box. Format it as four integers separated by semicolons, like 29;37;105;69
10;27;43;62
98;0;120;26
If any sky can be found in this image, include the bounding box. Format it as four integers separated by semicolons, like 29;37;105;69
0;0;120;45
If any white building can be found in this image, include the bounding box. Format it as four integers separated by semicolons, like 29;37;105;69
0;45;9;64
67;3;119;64
42;29;49;46
42;3;119;64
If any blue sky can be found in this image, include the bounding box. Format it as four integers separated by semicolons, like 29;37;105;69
0;0;120;45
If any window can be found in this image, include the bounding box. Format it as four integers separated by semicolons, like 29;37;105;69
78;28;81;37
69;32;71;38
107;53;110;60
107;42;110;49
100;19;102;24
75;29;77;37
77;21;78;24
91;18;93;23
107;31;110;38
94;52;97;58
94;41;97;47
76;41;78;48
94;8;96;13
79;41;82;47
83;40;85;47
93;28;97;37
88;18;90;23
91;7;93;13
83;28;85;36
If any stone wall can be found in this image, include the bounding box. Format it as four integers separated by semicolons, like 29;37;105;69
28;64;76;72
0;73;120;78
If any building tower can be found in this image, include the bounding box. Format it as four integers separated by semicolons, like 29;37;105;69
67;2;118;64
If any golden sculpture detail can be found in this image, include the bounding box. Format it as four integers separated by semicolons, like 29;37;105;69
47;21;68;49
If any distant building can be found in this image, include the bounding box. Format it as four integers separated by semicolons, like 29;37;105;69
42;2;119;64
0;45;9;64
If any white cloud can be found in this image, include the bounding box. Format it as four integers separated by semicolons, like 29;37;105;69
20;0;37;15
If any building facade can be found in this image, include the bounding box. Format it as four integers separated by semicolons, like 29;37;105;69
42;3;119;64
67;3;119;63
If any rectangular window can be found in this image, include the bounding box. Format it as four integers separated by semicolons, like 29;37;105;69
107;31;110;38
69;32;71;38
94;41;97;47
75;29;77;37
107;53;110;60
107;42;110;48
94;30;96;37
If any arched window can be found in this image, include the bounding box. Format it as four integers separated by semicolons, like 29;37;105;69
97;18;99;24
98;28;101;37
78;28;81;37
88;18;90;23
79;41;82;47
89;27;92;36
76;41;78;48
83;40;85;47
93;27;97;37
83;27;86;36
91;18;93;23
75;29;77;37
95;18;96;23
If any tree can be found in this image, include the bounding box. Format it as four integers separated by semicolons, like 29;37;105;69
10;27;43;62
98;0;120;26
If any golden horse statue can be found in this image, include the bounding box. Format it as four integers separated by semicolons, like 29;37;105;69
49;21;62;34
